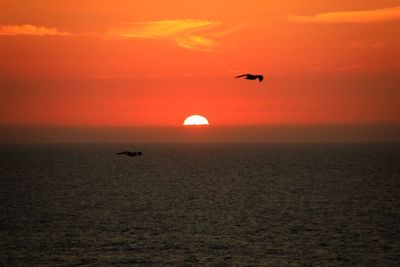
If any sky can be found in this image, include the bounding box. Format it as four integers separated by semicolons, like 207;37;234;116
1;0;399;134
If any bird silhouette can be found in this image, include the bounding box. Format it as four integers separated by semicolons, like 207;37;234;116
116;151;143;157
235;74;263;82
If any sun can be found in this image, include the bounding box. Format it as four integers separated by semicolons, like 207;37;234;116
183;115;209;126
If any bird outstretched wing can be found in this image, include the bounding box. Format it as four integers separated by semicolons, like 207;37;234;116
235;74;250;78
116;151;143;157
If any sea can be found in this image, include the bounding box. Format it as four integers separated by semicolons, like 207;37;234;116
0;143;399;266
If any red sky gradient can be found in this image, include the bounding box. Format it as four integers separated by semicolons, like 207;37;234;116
1;0;400;128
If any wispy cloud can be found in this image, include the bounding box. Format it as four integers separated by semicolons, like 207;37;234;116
346;41;386;49
0;21;238;51
107;19;234;51
309;64;366;72
0;24;71;36
288;6;400;24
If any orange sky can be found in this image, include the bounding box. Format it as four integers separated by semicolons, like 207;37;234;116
1;0;399;127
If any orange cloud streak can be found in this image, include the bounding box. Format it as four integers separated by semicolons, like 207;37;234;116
0;24;71;36
288;6;400;23
107;19;233;51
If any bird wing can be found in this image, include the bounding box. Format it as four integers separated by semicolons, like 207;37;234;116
235;74;250;78
116;151;130;155
257;75;264;82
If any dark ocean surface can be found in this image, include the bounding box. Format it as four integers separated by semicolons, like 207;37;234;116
1;143;399;266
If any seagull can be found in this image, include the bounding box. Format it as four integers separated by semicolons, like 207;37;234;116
235;74;264;82
116;151;143;157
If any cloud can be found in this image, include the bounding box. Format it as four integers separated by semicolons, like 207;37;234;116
0;21;238;51
0;24;71;36
288;6;400;24
316;64;366;72
107;19;233;51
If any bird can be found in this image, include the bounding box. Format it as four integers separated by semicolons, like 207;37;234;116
116;151;143;157
235;73;263;82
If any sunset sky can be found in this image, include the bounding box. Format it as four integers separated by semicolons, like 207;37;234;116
1;0;399;130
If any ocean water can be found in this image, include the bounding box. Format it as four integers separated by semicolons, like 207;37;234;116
0;143;399;266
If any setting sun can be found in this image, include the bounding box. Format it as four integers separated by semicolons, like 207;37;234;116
183;115;209;126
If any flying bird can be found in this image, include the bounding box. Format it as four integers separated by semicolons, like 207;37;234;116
235;74;264;82
116;151;143;157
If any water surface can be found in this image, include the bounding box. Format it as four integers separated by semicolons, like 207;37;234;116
1;143;399;266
